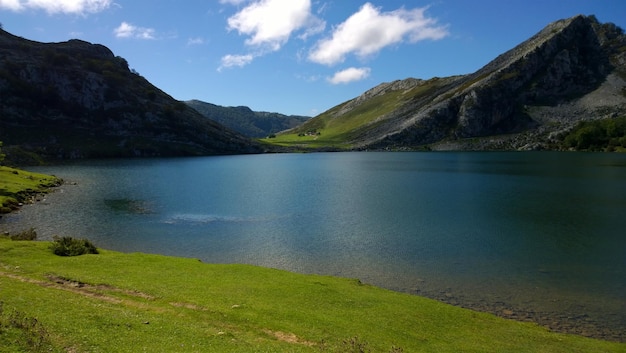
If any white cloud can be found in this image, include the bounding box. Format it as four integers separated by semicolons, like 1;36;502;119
295;72;321;82
0;0;112;14
187;37;205;45
0;0;22;11
297;15;325;41
114;22;155;40
218;54;254;71
328;67;371;84
220;0;249;5
309;3;448;65
227;0;324;52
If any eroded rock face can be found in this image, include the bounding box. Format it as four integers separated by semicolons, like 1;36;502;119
0;30;260;162
415;16;621;144
331;15;626;150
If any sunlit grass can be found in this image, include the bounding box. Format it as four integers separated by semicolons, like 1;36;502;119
0;237;623;352
261;78;444;150
0;166;61;213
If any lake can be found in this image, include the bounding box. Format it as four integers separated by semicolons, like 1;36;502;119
2;152;625;340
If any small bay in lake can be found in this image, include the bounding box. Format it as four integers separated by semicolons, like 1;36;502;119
3;152;626;340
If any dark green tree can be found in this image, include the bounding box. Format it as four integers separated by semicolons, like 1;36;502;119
563;116;626;150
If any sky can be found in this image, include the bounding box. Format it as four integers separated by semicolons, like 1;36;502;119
1;1;625;117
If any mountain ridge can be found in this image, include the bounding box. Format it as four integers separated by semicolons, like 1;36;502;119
0;28;261;164
270;14;626;151
2;15;625;159
185;99;309;138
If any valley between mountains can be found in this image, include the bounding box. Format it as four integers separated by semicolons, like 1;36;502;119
1;14;625;162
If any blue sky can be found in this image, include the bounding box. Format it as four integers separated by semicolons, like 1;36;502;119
1;1;625;116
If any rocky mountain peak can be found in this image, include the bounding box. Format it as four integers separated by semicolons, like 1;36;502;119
368;14;626;149
285;14;626;151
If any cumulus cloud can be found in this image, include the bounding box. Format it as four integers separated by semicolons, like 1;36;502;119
309;3;448;65
328;67;371;84
0;0;112;14
218;54;254;71
114;22;155;40
227;0;324;52
0;0;22;11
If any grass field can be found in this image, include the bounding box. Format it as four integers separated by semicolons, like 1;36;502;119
0;166;61;213
0;237;624;352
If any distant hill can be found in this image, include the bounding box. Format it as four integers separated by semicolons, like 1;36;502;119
185;100;309;138
267;15;626;151
0;29;261;164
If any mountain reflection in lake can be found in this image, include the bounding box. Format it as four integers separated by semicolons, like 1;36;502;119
3;152;625;341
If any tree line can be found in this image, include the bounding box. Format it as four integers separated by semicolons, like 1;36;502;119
563;116;626;151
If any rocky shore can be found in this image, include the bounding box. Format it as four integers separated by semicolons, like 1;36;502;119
427;290;625;342
0;166;63;214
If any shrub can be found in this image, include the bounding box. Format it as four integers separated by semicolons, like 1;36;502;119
562;116;626;150
10;228;37;241
50;236;98;256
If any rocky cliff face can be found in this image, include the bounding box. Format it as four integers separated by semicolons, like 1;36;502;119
315;15;626;150
0;30;260;163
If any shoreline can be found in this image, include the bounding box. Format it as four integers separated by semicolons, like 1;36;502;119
1;237;623;352
2;218;623;342
428;292;624;342
1;231;623;342
0;166;63;215
1;166;623;343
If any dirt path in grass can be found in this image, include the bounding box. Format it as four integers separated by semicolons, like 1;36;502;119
0;270;317;348
1;271;139;304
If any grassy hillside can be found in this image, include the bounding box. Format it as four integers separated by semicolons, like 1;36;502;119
260;78;452;150
261;89;410;149
0;238;624;352
0;166;61;213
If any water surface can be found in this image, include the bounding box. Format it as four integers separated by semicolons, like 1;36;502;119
3;152;625;340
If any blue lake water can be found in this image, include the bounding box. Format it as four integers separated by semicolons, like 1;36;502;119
2;152;625;339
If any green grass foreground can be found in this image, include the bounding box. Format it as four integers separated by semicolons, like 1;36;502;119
0;238;624;352
0;166;62;213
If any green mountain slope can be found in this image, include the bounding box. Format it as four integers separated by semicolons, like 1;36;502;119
265;15;626;151
0;29;261;163
186;99;309;138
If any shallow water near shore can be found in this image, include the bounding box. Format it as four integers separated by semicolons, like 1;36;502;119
3;152;626;341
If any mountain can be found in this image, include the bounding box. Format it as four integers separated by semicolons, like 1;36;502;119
0;29;261;164
185;100;309;138
271;15;626;151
